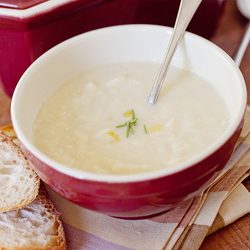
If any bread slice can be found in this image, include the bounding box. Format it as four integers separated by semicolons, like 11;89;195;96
0;183;67;250
0;126;67;249
0;130;40;212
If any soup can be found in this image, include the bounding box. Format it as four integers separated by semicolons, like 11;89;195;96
32;61;230;175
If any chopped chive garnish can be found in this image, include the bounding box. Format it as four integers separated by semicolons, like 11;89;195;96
129;125;134;134
131;117;139;124
126;121;130;138
131;109;136;125
115;110;147;137
115;123;127;128
143;124;147;134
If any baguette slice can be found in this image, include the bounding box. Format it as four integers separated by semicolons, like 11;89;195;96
0;130;40;212
0;183;67;250
0;126;67;249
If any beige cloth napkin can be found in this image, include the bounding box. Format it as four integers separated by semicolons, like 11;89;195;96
46;106;250;250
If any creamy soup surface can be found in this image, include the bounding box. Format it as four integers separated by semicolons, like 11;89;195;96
32;61;230;175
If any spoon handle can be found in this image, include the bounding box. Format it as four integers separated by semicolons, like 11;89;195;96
148;0;202;104
233;21;250;67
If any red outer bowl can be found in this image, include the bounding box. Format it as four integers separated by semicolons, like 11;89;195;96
11;25;247;219
19;119;243;218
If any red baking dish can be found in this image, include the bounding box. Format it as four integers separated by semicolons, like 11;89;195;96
0;0;47;9
0;0;225;97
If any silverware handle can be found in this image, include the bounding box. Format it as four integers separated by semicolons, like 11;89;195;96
233;21;250;67
148;0;202;104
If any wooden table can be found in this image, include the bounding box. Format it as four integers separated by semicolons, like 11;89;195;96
201;1;250;248
0;0;250;248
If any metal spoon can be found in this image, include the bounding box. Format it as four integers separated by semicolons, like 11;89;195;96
234;0;250;66
148;0;202;104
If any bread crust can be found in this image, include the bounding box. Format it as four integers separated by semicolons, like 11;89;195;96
0;124;19;147
0;130;40;212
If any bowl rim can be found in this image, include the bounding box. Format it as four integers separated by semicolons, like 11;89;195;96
11;24;247;183
0;0;72;18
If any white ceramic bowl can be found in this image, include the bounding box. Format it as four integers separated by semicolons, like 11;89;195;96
11;25;247;218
